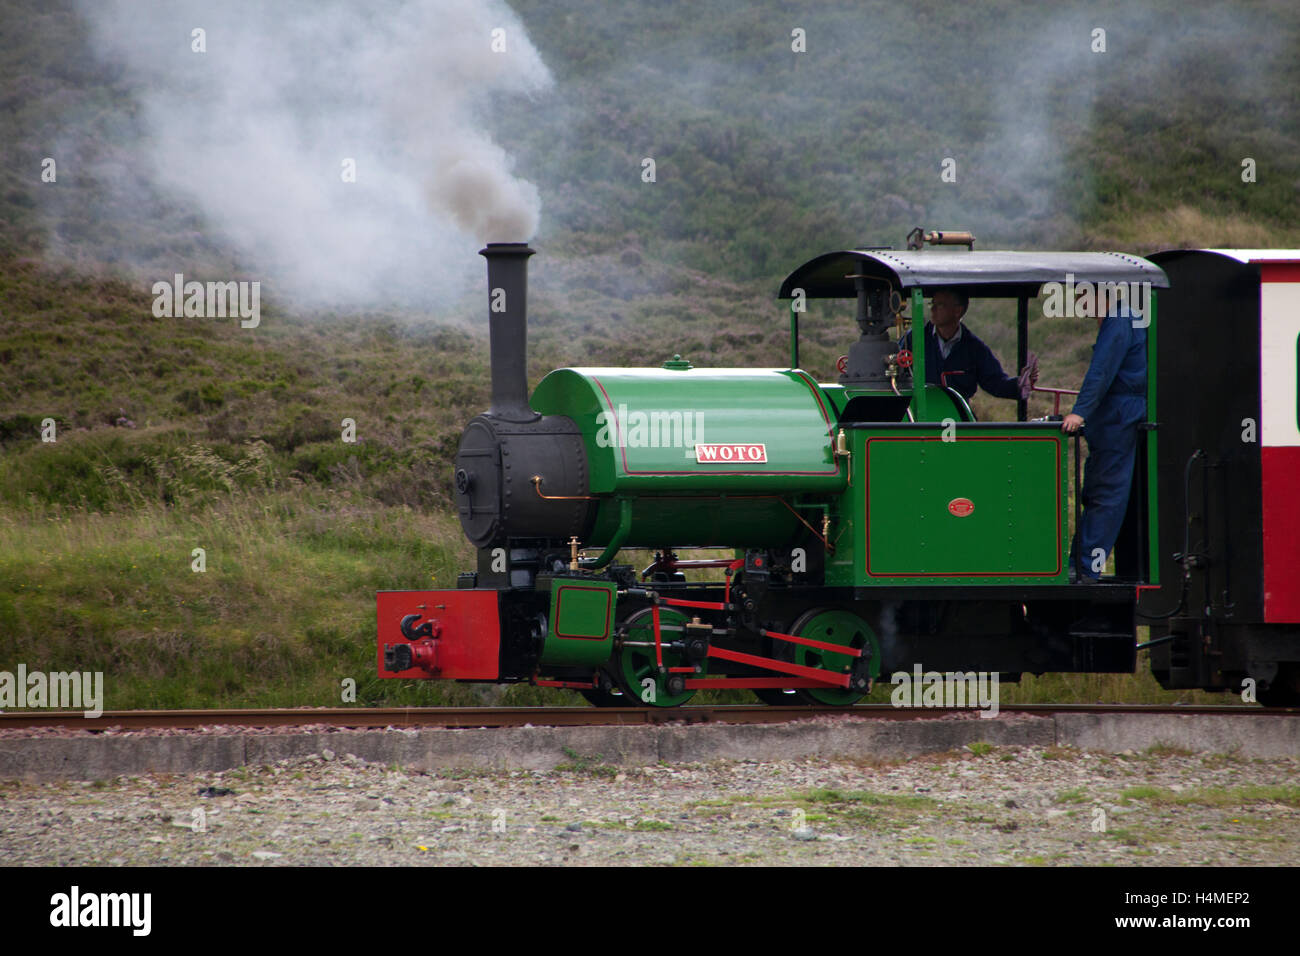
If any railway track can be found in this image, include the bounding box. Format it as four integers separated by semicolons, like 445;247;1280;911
0;703;1291;732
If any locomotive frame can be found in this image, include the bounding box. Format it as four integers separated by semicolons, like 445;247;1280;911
377;240;1300;708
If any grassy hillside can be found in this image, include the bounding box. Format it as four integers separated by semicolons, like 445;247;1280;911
3;0;1298;708
501;0;1300;275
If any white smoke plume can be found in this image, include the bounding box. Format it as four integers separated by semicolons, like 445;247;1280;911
70;0;552;307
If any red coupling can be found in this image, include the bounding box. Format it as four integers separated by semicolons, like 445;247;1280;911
406;638;440;674
386;615;442;674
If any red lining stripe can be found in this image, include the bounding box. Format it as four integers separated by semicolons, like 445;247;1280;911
864;436;1064;578
553;586;613;641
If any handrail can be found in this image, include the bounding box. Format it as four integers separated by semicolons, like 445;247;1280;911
1031;384;1080;416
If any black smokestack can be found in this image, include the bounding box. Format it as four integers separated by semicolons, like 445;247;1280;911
479;243;539;422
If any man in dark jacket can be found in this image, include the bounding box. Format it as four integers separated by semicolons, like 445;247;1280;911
1062;303;1147;581
900;290;1032;402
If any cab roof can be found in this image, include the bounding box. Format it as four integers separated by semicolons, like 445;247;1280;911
777;249;1170;299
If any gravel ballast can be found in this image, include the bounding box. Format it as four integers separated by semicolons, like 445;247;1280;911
3;744;1297;866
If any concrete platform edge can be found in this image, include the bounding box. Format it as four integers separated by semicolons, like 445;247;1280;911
2;713;1297;782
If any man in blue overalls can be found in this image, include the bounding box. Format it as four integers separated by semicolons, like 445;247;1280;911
1061;296;1147;581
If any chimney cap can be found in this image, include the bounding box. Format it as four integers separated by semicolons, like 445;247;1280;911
479;242;535;257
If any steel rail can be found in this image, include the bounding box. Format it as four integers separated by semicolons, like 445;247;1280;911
0;703;1292;732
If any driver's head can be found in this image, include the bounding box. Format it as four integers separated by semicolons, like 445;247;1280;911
930;289;969;335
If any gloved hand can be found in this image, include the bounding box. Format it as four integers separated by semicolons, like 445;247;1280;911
1017;352;1039;401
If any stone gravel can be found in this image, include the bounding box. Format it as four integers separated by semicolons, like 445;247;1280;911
3;743;1297;866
